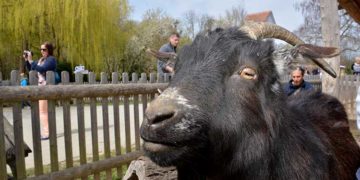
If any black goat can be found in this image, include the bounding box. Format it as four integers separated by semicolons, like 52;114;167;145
140;22;360;179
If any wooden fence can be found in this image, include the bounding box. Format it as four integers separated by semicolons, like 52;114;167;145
0;71;359;179
0;70;170;179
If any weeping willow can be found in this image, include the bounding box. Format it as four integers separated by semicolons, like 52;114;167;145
0;0;130;76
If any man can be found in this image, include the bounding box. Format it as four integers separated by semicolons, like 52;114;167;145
157;32;180;75
283;67;314;96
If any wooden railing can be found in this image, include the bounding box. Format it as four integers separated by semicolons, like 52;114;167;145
0;70;170;179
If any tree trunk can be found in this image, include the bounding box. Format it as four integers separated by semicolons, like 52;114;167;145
319;0;341;95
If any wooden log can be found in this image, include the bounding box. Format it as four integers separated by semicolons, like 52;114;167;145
0;83;168;102
123;156;177;180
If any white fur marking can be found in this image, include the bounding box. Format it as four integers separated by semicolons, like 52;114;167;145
174;118;191;130
159;87;199;110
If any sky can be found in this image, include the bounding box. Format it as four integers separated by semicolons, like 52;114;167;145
127;0;305;32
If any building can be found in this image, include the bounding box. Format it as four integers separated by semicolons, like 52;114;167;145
245;11;276;24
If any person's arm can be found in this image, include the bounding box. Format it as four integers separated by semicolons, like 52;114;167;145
30;57;57;73
159;44;175;73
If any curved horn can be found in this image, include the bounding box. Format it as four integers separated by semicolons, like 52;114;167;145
240;21;337;78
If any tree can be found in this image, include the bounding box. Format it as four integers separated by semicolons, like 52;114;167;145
122;9;185;74
215;5;246;28
294;0;360;59
183;10;197;39
0;0;131;78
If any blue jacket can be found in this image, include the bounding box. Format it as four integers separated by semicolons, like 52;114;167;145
157;43;176;75
26;56;57;76
283;80;313;96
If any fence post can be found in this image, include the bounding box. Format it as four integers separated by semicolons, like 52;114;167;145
132;73;140;151
10;70;19;86
157;73;164;83
46;71;59;172
140;73;148;119
122;72;131;154
10;69;26;178
100;72;112;179
75;72;87;172
88;72;100;179
150;73;157;100
112;72;122;178
61;71;73;169
164;73;170;83
0;103;6;180
29;71;44;175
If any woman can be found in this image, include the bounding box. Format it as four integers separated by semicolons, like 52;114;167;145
25;42;57;140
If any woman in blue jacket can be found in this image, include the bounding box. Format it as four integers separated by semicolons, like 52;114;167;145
25;42;57;140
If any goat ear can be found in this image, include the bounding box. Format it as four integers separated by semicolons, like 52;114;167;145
296;44;341;59
273;45;338;78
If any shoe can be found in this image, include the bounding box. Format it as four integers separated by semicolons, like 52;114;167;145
40;136;49;140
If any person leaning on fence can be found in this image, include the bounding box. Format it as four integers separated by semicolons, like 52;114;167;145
24;42;57;140
283;67;314;96
157;32;180;76
352;56;360;75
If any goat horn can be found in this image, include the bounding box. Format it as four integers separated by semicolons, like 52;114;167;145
240;21;337;78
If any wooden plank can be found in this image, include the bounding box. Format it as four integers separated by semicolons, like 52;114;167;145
88;72;100;180
61;72;73;168
0;83;168;102
157;73;164;83
101;73;112;179
0;103;7;180
13;102;26;179
164;73;170;83
11;71;26;179
10;70;19;86
140;73;148;123
123;73;131;154
132;73;140;150
75;73;87;174
26;151;143;180
46;71;59;172
29;71;43;175
112;72;122;178
150;73;157;100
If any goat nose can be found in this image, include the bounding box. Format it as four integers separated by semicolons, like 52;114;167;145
145;100;178;125
146;110;176;125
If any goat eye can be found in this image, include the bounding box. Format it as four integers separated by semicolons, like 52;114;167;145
239;67;257;80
